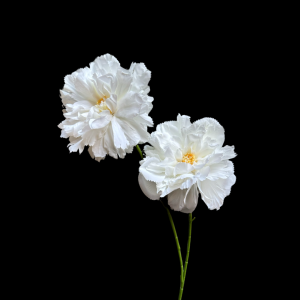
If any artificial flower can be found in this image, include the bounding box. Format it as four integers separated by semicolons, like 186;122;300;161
138;114;236;211
58;54;153;161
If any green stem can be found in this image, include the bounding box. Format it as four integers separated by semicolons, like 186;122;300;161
136;145;143;159
183;214;193;283
160;201;184;299
137;148;193;300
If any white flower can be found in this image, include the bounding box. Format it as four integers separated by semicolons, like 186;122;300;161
138;114;236;212
58;54;153;161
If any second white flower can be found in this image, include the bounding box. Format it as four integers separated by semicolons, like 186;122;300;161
58;54;154;161
138;115;237;212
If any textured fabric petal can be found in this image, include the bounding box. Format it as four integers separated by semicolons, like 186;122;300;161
89;110;112;129
105;94;117;114
115;92;143;119
68;137;84;154
181;184;199;213
168;185;199;213
216;145;237;160
104;124;118;159
88;146;105;162
115;69;133;100
130;63;151;94
115;118;140;146
126;118;150;143
194;117;225;147
177;114;191;129
134;114;154;127
138;173;160;200
168;188;187;211
82;129;99;146
89;54;120;75
206;161;234;181
92;137;106;157
116;147;126;159
174;163;194;176
111;117;129;150
195;166;210;181
199;174;236;210
139;157;165;183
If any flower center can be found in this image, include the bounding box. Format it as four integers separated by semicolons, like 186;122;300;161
95;95;113;115
182;153;196;164
97;95;108;105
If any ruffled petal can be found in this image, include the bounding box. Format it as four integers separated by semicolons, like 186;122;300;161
216;145;237;160
129;63;151;94
139;157;165;183
89;54;120;76
138;173;160;200
115;118;140;146
168;184;199;213
198;174;236;210
105;94;118;114
89;110;112;129
174;163;194;176
104;124;118;159
194;117;225;148
177;114;191;129
92;137;106;158
115;92;143;119
68;137;85;154
88;146;105;162
181;184;199;213
115;69;133;100
111;117;129;150
206;161;234;181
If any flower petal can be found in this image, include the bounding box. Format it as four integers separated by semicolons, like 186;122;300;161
68;137;84;154
139;157;165;183
177;114;191;129
168;188;186;211
138;173;160;200
115;118;140;146
181;184;199;213
89;54;120;76
111;117;129;150
89;110;112;129
198;175;236;210
168;184;199;213
195;166;210;181
126;118;150;143
206;161;234;181
194;117;225;147
105;94;117;114
216;145;237;160
115;92;143;119
130;63;151;93
92;137;106;158
115;69;133;100
174;163;194;176
88;146;105;162
104;124;118;159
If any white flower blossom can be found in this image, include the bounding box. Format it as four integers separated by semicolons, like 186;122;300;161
58;54;153;161
138;115;236;212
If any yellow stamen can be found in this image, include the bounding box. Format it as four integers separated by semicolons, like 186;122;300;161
97;95;108;105
182;153;196;165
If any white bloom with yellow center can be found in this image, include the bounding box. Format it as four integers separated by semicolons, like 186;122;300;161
58;54;153;161
138;115;236;212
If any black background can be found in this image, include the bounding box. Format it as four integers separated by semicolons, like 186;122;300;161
6;2;291;297
37;19;261;299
